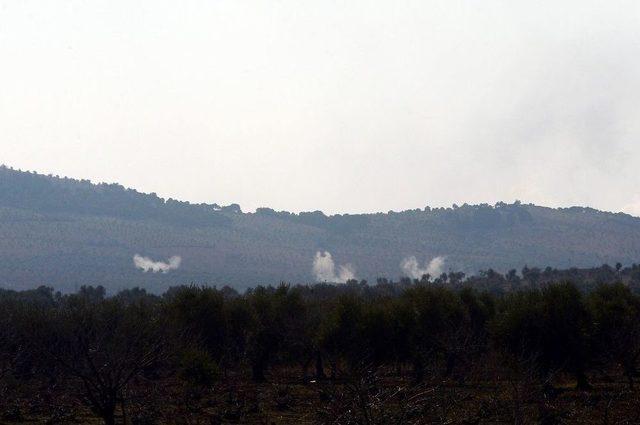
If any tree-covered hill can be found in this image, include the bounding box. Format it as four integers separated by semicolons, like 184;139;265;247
2;165;640;292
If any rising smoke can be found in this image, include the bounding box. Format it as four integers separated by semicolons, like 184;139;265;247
312;251;356;283
400;256;446;279
133;254;182;273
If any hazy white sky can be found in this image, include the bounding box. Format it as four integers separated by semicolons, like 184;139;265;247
2;1;640;214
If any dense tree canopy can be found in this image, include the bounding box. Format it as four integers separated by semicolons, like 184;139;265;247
1;277;640;423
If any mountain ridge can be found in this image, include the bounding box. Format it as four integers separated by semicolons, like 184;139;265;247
2;165;640;292
4;164;636;219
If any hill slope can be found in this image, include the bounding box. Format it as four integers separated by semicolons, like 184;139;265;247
1;165;640;292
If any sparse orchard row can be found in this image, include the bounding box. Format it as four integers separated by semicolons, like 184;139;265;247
1;278;640;423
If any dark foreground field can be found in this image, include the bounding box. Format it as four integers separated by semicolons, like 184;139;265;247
2;273;640;424
3;366;640;424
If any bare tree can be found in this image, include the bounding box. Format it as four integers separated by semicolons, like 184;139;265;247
36;297;170;425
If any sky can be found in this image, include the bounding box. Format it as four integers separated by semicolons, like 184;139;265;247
1;1;640;215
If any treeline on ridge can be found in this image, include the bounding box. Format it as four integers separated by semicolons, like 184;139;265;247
0;165;233;227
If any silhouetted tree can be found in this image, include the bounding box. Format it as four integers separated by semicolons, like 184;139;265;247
588;283;640;388
36;295;169;425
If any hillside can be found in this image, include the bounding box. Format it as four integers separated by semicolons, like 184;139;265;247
2;165;640;292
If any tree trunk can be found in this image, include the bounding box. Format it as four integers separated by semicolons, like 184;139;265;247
624;364;635;390
102;408;116;425
252;354;268;382
444;352;456;377
413;357;425;383
315;351;326;380
575;371;592;391
121;397;128;425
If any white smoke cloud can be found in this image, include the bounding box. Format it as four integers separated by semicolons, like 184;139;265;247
337;264;356;282
312;251;356;283
400;256;446;279
133;254;182;273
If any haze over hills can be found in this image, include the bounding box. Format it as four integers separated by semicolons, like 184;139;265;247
1;165;640;292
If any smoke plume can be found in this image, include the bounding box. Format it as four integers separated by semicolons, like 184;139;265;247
400;256;446;279
312;251;356;283
133;254;182;273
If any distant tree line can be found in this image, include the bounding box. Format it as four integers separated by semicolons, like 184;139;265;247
1;274;640;423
